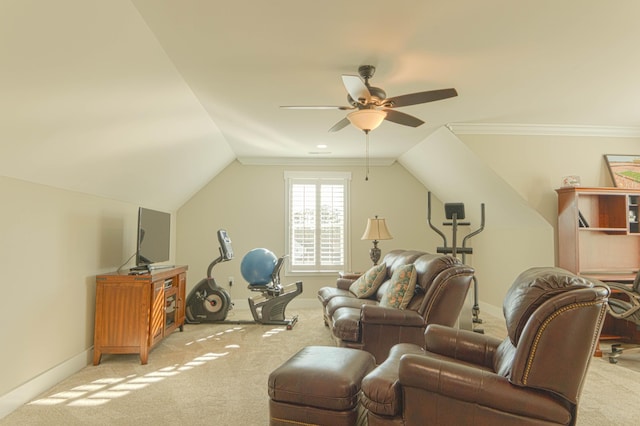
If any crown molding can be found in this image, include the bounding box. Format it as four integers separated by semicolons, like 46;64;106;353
446;123;640;138
236;157;396;166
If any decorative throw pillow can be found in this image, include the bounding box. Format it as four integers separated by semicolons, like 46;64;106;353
349;263;387;299
379;264;418;309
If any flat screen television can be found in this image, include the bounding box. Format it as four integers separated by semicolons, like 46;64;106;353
136;207;171;269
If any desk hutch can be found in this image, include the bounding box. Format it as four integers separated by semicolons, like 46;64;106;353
557;187;640;347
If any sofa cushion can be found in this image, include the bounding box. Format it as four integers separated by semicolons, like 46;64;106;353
379;264;417;309
349;263;387;298
317;287;353;307
325;296;378;317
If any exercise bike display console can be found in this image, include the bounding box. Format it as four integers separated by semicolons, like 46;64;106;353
185;229;302;329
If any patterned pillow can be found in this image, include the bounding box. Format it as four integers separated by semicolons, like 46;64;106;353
349;263;387;298
379;264;418;309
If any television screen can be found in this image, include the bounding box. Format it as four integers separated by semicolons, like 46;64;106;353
136;207;171;267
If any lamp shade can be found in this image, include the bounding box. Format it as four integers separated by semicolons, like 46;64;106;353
347;109;387;132
361;217;393;241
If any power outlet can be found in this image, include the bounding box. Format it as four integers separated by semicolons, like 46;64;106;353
228;276;234;287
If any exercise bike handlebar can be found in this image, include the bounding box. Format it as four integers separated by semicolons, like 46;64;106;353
206;247;232;279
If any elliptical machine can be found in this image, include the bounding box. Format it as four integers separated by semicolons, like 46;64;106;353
427;192;485;332
185;229;234;323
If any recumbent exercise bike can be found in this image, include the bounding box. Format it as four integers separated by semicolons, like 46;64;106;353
185;229;302;329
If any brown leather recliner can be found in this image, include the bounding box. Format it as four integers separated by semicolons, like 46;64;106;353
318;250;475;363
360;267;610;425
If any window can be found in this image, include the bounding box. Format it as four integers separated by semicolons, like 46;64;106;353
285;171;351;274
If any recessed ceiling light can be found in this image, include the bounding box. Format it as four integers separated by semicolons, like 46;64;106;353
316;144;328;149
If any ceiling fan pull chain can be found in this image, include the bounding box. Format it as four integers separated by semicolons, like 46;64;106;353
365;130;370;181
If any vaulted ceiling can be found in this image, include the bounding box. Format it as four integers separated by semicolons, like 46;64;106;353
2;1;640;209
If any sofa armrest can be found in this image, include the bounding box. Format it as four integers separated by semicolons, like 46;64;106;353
340;271;363;280
398;354;570;423
361;305;425;327
423;324;503;369
336;277;357;290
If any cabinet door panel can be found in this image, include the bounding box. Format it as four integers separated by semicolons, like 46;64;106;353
150;281;164;346
99;283;147;347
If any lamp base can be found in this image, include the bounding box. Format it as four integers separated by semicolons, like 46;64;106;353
369;241;381;265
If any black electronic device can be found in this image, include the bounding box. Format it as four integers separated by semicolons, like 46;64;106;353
217;229;234;260
445;203;465;220
135;207;171;269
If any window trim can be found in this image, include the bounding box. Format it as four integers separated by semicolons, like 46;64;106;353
284;171;351;275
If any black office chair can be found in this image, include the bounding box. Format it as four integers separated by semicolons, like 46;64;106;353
607;273;640;321
605;272;640;362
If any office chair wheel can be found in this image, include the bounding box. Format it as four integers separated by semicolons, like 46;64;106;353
608;343;623;363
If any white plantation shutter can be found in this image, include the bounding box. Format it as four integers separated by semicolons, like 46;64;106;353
285;171;351;273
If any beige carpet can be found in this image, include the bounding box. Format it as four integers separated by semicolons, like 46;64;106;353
2;307;640;425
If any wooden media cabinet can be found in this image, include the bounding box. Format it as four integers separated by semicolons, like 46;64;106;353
93;265;188;365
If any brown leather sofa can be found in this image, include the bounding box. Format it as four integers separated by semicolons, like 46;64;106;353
317;249;475;363
360;267;610;425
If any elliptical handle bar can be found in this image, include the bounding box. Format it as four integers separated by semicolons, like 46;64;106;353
462;203;485;249
427;192;448;248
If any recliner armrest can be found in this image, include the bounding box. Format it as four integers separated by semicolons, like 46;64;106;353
423;324;502;368
361;304;425;327
398;354;571;424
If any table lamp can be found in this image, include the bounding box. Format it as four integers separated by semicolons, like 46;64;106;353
361;215;393;265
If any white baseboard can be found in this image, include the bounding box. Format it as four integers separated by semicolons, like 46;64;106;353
478;301;502;319
0;349;92;420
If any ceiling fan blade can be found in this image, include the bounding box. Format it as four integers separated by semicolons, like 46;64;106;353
383;109;425;127
280;105;354;110
386;88;458;108
328;117;351;132
342;75;371;105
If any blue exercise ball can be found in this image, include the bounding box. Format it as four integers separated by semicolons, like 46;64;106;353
241;248;278;286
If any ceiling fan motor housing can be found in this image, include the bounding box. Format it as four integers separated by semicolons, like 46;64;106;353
358;65;376;80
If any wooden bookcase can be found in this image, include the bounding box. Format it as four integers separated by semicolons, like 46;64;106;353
557;187;640;282
93;265;187;365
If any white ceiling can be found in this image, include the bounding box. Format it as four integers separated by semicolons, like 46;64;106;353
2;1;640;209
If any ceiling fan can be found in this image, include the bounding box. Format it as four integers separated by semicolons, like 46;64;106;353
281;65;458;133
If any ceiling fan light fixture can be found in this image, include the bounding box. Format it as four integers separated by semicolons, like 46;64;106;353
347;109;386;132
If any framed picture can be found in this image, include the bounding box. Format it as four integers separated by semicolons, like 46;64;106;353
604;154;640;189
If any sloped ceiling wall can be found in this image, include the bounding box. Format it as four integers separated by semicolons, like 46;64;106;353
400;127;549;229
399;127;555;308
0;0;234;210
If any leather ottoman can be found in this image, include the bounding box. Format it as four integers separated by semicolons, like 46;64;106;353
268;346;376;426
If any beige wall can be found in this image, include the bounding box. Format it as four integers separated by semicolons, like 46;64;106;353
459;133;640;313
3;131;639;415
176;160;444;303
460;133;640;248
0;175;175;405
